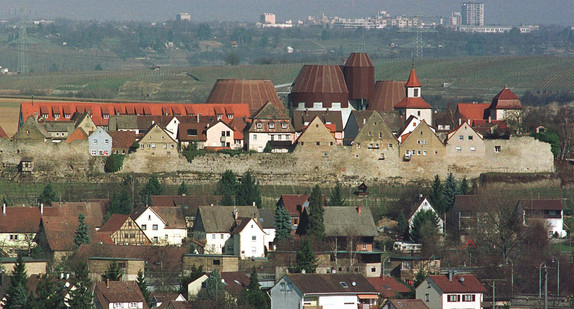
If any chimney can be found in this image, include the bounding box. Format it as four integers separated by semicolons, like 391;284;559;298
253;202;256;207
448;271;453;281
488;115;492;122
106;279;110;288
233;206;238;220
2;204;5;215
458;118;461;126
197;114;200;123
357;205;362;214
40;203;43;215
301;269;306;274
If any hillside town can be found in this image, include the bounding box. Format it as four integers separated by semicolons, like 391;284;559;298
0;51;571;309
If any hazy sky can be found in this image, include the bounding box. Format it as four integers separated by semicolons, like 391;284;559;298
1;0;572;25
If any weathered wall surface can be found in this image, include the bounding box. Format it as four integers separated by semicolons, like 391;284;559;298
0;136;554;186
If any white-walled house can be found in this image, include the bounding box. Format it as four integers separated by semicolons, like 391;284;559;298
232;217;266;259
88;127;112;156
515;199;566;238
415;274;486;309
205;121;236;149
270;273;379;309
408;198;444;234
132;206;187;245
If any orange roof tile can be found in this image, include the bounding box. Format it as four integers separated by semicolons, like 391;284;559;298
0;126;9;139
394;97;431;109
66;127;88;143
427;274;486;293
457;103;490;121
489;87;523;110
405;68;421;87
367;276;411;298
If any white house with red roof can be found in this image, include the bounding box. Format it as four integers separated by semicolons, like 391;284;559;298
231;217;267;259
394;69;432;126
515;199;566;238
415;273;486;309
487;87;523;121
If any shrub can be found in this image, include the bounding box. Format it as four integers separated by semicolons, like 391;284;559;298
104;154;125;173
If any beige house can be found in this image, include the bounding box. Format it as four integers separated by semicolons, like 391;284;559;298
349;110;399;159
400;121;445;161
88;257;145;281
205;121;236;149
248;102;295;153
139;123;177;156
445;122;485;157
295;116;337;148
182;254;239;274
487;87;523;122
1;257;47;276
96;214;151;246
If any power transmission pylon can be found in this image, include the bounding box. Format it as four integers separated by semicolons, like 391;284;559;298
414;11;423;61
16;9;30;74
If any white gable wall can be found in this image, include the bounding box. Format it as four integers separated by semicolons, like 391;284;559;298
134;208;185;245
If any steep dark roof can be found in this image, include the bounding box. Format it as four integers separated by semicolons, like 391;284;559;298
258;208;275;229
151;207;187;229
276;194;309;216
197;206;259;233
287;273;378;294
370;81;406;112
452;195;480;212
206;79;284;113
323;207;378;237
291;65;348;95
98;214;129;233
151;195;221;217
251;101;290;120
220;272;250;297
94;281;148;308
292;110;343;132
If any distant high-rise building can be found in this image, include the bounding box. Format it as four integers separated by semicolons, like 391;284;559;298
461;2;484;26
261;13;276;24
176;13;191;22
449;12;462;25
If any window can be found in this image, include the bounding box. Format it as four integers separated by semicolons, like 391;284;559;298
252;236;256;242
423;150;427;156
93;139;98;144
212;234;216;240
459;135;464;140
470;146;476;152
425;294;429;302
494;145;501;153
151;143;156;149
462;295;475;302
221;131;226;137
256;122;262;129
447;295;460;302
104;139;109;144
213;259;221;265
130;302;138;308
417;150;421;155
221;234;224;239
468;135;473;140
142;224;147;230
339;282;348;288
456;146;461;152
114;303;122;308
269;122;275;129
187;129;197;135
152;224;158;230
253;134;257;141
357;143;360;149
417;111;421;116
9;235;17;240
153;237;158;243
316;142;320;146
163;144;167;149
368;132;371;136
282;122;288;129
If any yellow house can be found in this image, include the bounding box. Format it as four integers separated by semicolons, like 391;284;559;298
139;123;177;156
400;121;445;161
445;122;485;157
295;116;337;148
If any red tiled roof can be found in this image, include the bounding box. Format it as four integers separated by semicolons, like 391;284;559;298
517;199;563;211
0;126;8;139
20;102;251;128
428;274;486;293
66;127;88;143
457;103;490;122
344;53;374;67
150;207;186;229
108;131;136;149
489;87;523;110
0;206;57;233
98;214;129;232
367;276;411;298
370;81;406;112
394;97;431;109
206;79;284;113
277;194;310;216
405;69;422;87
387;299;430;309
94;281;148;308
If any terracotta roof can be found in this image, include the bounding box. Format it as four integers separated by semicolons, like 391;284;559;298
367;276;410;298
150;207;187;229
196;206;259;233
228;117;248;140
99;214;130;233
323;207;378;237
343;53;375;101
20;102;250;128
394;97;431;109
427;274;486;293
489;87;523;110
370;81;406;112
178;119;213;142
276;194;310;216
517;199;563;211
457;103;490;122
220;271;250;297
0;126;9;139
0;206;57;233
206;79;284;113
291;65;349;95
344;53;374;68
94;281;148;308
292;110;343;132
287;273;378;294
405;69;421;87
386;299;430;309
108;131;136;149
66;127;88;143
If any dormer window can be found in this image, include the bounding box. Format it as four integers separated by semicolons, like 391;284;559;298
103;114;109;119
256;122;263;129
269;122;275;129
54;114;60;119
217;114;223;120
282;122;287;129
42;113;49;119
227;114;233;119
64;113;71;119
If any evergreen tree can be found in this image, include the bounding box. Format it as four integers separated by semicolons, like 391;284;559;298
179;264;204;298
68;262;93;309
236;172;262;208
218;170;238;206
238;267;269;309
5;254;30;309
200;269;225;301
38;183;57;206
274;205;292;242
409;210;440;243
459;177;470;195
442;173;458;214
397;212;410;241
428;175;444;213
177;181;188;196
73;214;91;249
136;270;151;307
307;185;325;240
329;181;346;206
109;189;134;215
102;261;123;281
293;238;317;273
140;174;163;205
31;274;67;309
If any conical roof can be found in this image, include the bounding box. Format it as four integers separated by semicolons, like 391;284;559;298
405;68;421;87
489;87;523;110
206;79;284;113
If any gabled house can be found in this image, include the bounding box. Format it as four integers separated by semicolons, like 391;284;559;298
204;120;236;150
150;194;221;231
270;273;379;309
231;217;267;259
66;127;88;144
72;112;97;135
94;280;149;309
275;194;325;230
42;121;75;142
150;293;187;308
367;275;411;299
131;206;187;245
108;130;136;154
447;195;480;238
89;127;112;156
415;273;486;309
397;115;422;143
96;214;151;246
400;121;444;161
177;116;217;149
445;122;484;157
515;199;566;238
294;116;337;148
346;110;399;158
247;101;295;153
394;69;432;125
192;206;259;255
258;208;276;250
12;116;51;143
456;103;490;125
292;110;343;145
407;198;444;235
487;87;523;122
0;205;57;256
138;123;177;156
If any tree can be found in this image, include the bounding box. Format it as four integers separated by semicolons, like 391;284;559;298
38;183;57;206
293;238;317;273
238;267;269;309
137;270;151;307
179;264;204;298
197;23;212;40
200;269;225;301
31;274;67;309
224;52;241;65
102;261;123;281
109;188;134;215
409;210;440;243
73;214;91;249
329;181;346;206
307;185;325;240
459;177;470;195
397;212;410;241
428;175;444;213
236;172;262;208
140;174;163;206
441;173;458;214
178;181;188;196
274;204;292;243
104;154;125;173
218;170;238;206
4;254;30;309
68;262;93;309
